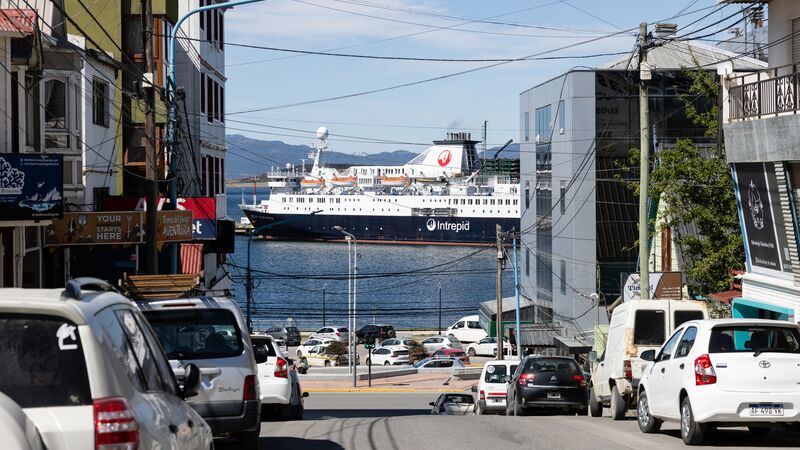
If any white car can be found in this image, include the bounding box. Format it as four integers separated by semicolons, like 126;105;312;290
379;338;416;350
421;335;462;353
252;335;307;420
311;326;350;343
636;319;800;445
297;338;333;358
446;315;487;343
274;338;288;355
475;359;520;415
466;337;512;357
413;357;465;369
368;347;410;365
0;391;43;450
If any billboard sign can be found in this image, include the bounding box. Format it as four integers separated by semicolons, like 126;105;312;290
621;272;683;302
158;210;193;242
0;153;63;220
45;212;144;246
102;196;217;240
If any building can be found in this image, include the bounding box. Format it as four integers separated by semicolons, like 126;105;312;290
722;0;800;321
519;39;765;339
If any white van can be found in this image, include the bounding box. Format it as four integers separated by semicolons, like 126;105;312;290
138;296;262;449
474;359;520;415
446;315;487;343
589;299;708;420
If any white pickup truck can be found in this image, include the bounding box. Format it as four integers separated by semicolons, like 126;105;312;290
589;299;708;420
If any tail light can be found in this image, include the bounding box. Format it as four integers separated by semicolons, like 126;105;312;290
623;360;632;379
694;354;717;385
94;397;139;450
518;373;535;385
335;331;341;336
572;374;587;387
274;357;288;379
243;375;258;401
479;390;485;401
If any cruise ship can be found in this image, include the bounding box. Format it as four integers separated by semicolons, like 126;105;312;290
240;128;520;245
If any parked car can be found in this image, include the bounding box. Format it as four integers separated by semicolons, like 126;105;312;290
413;357;465;369
430;393;475;415
263;325;301;346
506;356;588;416
0;279;212;450
466;336;513;357
475;359;520;415
368;347;410;365
300;344;359;367
0;390;44;450
297;338;333;358
356;324;396;343
637;319;800;445
590;299;708;420
379;338;416;350
274;338;288;355
252;335;308;420
432;348;470;364
446;315;487;343
311;326;350;343
421;335;462;352
138;295;261;448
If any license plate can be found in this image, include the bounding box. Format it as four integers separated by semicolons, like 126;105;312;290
748;404;784;416
547;392;561;399
490;398;504;403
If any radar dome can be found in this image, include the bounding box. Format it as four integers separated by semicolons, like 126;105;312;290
316;126;329;140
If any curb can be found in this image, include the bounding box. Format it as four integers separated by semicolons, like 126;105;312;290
304;387;468;393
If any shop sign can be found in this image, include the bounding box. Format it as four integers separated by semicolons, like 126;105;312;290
158;210;193;242
45;212;143;246
102;196;217;240
0;153;63;220
621;272;683;302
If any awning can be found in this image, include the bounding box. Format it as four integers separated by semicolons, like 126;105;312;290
554;336;592;354
119;273;201;300
180;243;203;274
0;10;35;36
708;290;740;304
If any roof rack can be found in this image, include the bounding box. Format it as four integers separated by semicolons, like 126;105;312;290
63;277;116;300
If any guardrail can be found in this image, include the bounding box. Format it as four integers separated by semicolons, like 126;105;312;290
728;64;799;120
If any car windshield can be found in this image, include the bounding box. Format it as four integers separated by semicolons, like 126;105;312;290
0;314;92;408
286;327;298;333
144;309;244;359
525;358;581;382
484;364;508;383
444;394;474;404
252;338;278;357
709;325;800;354
413;358;432;368
633;310;666;345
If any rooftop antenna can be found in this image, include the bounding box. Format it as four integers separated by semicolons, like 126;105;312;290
482;121;487;160
310;126;329;172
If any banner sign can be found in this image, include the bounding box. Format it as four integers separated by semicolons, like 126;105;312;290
103;196;217;240
158;210;193;242
621;272;683;302
0;153;63;220
733;163;793;275
45;212;144;246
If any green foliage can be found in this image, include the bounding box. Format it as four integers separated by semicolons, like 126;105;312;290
681;66;719;140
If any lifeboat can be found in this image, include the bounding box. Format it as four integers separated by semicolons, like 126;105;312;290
300;177;324;189
330;176;357;188
380;175;409;187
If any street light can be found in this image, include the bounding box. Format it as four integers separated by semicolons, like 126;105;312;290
334;225;358;388
245;211;322;332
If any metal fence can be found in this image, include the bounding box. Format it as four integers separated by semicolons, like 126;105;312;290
729;65;799;120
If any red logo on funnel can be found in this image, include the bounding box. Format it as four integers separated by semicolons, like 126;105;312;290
437;150;452;167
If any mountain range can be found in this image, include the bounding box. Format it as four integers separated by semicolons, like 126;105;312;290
224;134;519;179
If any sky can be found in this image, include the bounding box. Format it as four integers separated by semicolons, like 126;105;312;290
221;0;748;156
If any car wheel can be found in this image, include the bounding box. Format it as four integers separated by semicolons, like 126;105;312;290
610;385;626;420
384;361;390;366
637;390;662;433
747;426;770;435
476;404;484;415
468;348;476;357
680;396;705;445
324;360;331;367
589;387;603;417
297;350;302;358
506;393;514;416
236;422;260;450
514;395;525;417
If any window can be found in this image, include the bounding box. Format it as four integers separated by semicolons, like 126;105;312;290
144;309;244;359
793;18;800;64
524;180;530;209
219;10;224;50
205;2;212;42
560;180;566;214
214;9;220;44
199;0;205;31
675;310;703;328
525;248;530;277
709;325;800;354
44;78;69;148
535;104;551;143
633;309;665;346
675;327;697;358
524;111;529;141
92;78;109;127
116;310;165;392
467;321;481;329
656;328;684;362
200;73;205;113
96;308;145;391
559;260;566;295
220;86;224;122
0;314;92;408
213;81;219;121
558;99;565;133
206;76;213;122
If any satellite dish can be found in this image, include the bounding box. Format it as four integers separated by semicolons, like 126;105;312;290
285;163;291;169
316;126;329;140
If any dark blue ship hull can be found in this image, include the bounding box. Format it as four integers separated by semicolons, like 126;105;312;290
242;209;519;245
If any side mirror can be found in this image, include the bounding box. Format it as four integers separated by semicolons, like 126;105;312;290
181;363;201;399
640;349;656;362
254;347;269;364
302;392;310;398
503;375;511;384
588;351;597;363
428;401;435;406
470;385;478;393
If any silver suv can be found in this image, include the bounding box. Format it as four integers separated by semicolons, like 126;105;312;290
0;278;212;450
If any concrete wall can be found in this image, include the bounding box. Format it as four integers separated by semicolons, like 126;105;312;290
80;56;119;207
767;0;800;68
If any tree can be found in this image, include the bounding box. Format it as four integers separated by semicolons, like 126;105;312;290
629;68;744;297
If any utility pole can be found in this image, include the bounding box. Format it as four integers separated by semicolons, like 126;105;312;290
638;22;651;300
142;0;158;275
496;224;505;360
322;284;326;327
437;283;442;335
482;121;487;160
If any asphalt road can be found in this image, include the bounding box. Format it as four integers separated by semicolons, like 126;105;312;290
216;393;800;450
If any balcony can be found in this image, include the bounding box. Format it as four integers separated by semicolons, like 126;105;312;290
727;64;799;122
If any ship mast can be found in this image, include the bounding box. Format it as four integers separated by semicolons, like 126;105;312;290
309;126;329;177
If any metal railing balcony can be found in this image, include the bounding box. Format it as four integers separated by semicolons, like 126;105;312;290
728;64;799;121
